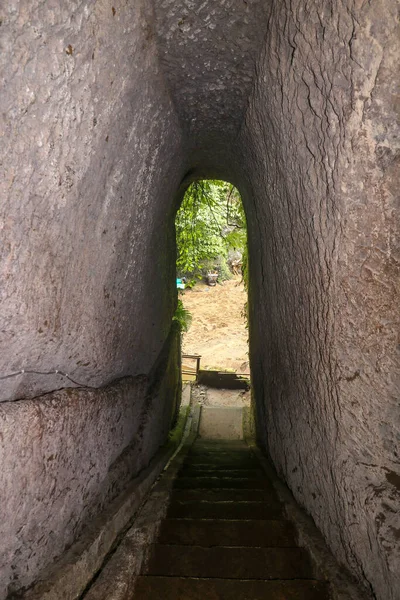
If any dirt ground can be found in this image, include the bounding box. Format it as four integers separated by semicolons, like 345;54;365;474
181;277;249;374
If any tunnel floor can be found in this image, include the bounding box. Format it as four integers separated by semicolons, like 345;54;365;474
134;439;330;599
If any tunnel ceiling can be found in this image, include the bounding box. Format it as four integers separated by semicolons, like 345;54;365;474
153;0;270;172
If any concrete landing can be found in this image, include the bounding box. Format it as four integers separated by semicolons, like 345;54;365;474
198;406;244;439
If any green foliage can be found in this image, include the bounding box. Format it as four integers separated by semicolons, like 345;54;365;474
241;245;249;290
224;228;247;252
176;181;225;275
172;299;192;332
168;405;191;444
201;255;232;282
218;256;232;282
175;180;247;279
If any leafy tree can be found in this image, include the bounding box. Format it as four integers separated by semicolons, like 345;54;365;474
175;180;247;280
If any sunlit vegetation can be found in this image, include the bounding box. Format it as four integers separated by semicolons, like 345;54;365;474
175;180;247;284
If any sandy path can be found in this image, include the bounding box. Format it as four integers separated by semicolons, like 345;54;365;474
181;277;249;374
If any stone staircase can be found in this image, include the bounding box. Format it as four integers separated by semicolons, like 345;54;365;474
134;439;331;599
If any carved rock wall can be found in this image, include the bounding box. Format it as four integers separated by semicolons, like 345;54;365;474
0;325;181;598
0;1;184;596
0;1;398;599
0;0;185;402
237;2;399;599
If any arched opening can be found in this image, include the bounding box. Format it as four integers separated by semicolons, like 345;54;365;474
174;179;251;439
175;181;248;369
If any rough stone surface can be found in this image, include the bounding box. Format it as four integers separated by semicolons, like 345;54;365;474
154;0;269;174
0;0;399;599
0;325;180;598
0;377;139;597
0;0;185;402
0;3;185;594
236;2;400;599
81;401;200;600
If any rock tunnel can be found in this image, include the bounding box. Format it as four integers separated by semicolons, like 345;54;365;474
0;0;399;598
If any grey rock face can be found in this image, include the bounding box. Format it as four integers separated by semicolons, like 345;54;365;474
0;326;181;598
0;0;399;598
0;377;145;598
0;0;185;402
237;2;400;599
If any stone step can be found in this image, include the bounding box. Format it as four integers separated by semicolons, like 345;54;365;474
183;460;260;470
185;452;260;467
194;439;248;442
170;487;282;504
134;576;330;600
174;476;272;490
186;448;255;453
183;456;260;469
191;440;248;448
179;467;265;478
189;450;252;456
144;544;314;579
182;460;259;468
158;518;297;547
191;448;250;453
167;500;283;520
187;450;253;457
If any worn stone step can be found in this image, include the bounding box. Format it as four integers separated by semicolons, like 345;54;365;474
168;500;285;520
158;518;297;547
192;441;248;448
188;450;251;456
185;457;257;466
134;576;330;600
170;488;282;504
144;544;314;579
189;440;248;447
184;453;258;462
186;450;256;455
187;447;252;454
179;467;265;478
183;461;260;472
182;461;259;469
187;450;252;458
174;476;271;490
